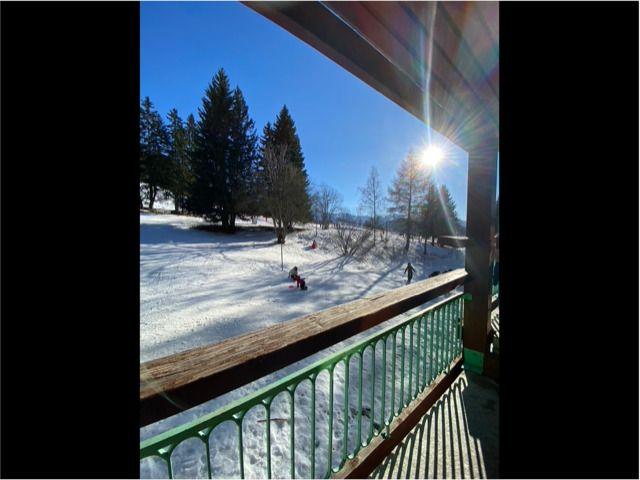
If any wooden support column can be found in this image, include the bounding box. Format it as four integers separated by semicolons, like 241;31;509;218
463;136;498;374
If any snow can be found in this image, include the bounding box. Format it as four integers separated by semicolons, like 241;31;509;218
140;212;464;478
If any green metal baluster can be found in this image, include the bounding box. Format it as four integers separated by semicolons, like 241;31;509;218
290;389;295;479
238;417;245;479
450;301;455;364
458;297;463;355
414;318;421;394
416;318;422;396
429;311;435;384
422;315;428;390
442;302;447;369
369;346;375;442
390;333;396;427
440;304;446;374
442;304;448;372
450;301;456;362
166;455;174;480
356;351;363;453
408;322;413;403
327;368;334;478
203;434;212;479
343;358;349;463
265;401;272;479
416;319;421;397
417;317;422;391
445;302;451;370
380;339;387;433
400;327;405;411
435;307;441;376
311;375;316;480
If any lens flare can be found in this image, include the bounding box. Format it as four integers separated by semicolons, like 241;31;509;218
422;145;443;167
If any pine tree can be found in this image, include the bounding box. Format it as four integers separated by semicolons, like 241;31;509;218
188;69;257;230
419;181;441;252
166;108;193;213
140;97;172;209
189;69;233;224
436;184;459;238
387;150;429;251
226;87;258;225
260;105;311;225
271;105;308;183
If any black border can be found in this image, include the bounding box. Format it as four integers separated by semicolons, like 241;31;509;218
1;2;140;478
500;2;639;478
1;1;638;478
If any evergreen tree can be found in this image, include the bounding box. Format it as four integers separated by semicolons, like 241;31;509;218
436;184;459;238
188;69;257;230
259;105;311;224
418;182;459;249
226;87;258;224
250;121;274;218
189;69;233;224
387;150;429;251
418;181;441;251
166;108;193;212
140;97;172;209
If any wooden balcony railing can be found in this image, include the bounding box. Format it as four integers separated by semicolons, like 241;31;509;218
141;270;471;479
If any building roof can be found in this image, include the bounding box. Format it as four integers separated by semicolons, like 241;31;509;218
243;1;498;152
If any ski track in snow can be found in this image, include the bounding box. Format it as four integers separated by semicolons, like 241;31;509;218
140;213;464;479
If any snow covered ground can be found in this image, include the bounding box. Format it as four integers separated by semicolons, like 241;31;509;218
140;212;464;478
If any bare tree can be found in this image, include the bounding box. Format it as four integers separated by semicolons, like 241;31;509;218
309;187;321;236
359;166;384;245
387;150;429;251
314;184;342;229
334;213;372;258
261;145;306;243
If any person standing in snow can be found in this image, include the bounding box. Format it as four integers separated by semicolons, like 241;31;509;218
404;262;416;284
288;266;298;280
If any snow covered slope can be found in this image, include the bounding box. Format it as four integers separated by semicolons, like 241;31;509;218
141;213;463;362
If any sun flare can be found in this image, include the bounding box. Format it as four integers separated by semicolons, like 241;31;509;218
421;145;443;168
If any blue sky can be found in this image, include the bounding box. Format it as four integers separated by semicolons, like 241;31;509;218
141;1;478;219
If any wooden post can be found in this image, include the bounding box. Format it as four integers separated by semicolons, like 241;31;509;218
463;137;498;374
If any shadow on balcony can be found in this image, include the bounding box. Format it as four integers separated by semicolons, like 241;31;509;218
370;371;498;479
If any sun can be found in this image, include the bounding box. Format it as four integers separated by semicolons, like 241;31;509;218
421;145;443;168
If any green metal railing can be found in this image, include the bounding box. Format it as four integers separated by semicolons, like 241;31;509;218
140;293;465;479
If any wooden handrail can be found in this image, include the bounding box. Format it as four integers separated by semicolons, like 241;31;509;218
140;268;468;426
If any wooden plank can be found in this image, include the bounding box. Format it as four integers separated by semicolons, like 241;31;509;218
402;1;498;121
325;1;497;128
325;2;476;122
336;356;464;479
141;269;467;426
437;235;468;248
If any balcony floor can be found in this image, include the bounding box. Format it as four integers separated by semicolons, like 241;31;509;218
370;370;498;479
